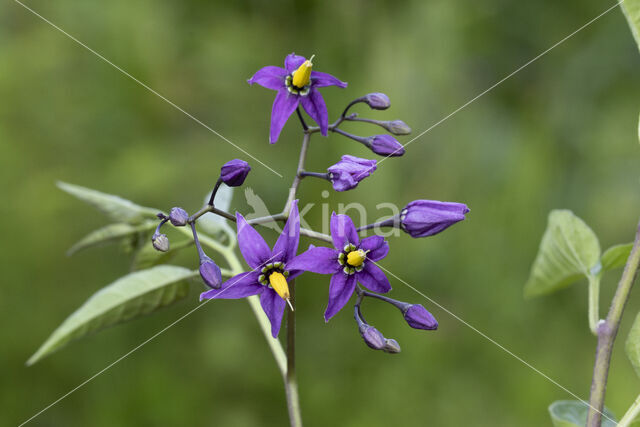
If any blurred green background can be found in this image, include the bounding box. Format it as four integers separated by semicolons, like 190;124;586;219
2;0;639;425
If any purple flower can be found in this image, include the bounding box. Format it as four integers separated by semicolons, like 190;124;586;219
369;134;405;157
403;304;438;330
200;201;304;337
220;159;251;187
327;155;377;192
248;53;347;143
401;200;469;238
288;213;391;321
359;324;386;350
169;207;189;226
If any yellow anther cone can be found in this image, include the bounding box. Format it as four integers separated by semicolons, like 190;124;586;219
292;55;314;88
269;272;290;300
347;249;366;267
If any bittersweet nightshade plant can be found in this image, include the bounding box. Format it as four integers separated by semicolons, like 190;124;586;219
34;52;470;427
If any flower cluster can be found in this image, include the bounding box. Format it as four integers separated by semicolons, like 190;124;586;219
155;53;469;352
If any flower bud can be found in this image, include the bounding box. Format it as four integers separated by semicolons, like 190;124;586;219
363;93;391;110
403;304;438;330
369;135;405;157
382;120;412;135
382;338;401;354
400;200;469;238
169;207;189;226
327;155;377;192
200;257;222;289
220;159;251;187
359;324;386;350
152;233;169;252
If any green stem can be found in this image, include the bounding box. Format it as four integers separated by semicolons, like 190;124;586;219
588;275;600;336
619;393;640;427
285;280;302;427
586;220;640;427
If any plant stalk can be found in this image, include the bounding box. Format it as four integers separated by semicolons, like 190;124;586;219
586;220;640;427
285;280;303;427
618;393;640;427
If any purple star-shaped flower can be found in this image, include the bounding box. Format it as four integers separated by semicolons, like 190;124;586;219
200;201;303;337
248;53;347;143
288;213;390;321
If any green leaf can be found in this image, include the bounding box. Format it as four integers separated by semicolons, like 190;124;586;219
27;265;197;365
67;221;157;255
622;0;640;52
601;243;634;272
58;181;159;224
549;400;617;427
131;239;192;271
525;210;601;297
626;312;640;378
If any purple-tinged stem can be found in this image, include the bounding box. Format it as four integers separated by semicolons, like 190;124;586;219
207;177;223;206
586;219;640;427
299;171;330;181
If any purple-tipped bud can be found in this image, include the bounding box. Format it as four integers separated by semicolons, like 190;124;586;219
152;233;169;252
169;207;189;226
403;304;438;330
359;324;386;350
327;155;377;192
220;159;251;187
400;200;469;238
382;120;412;135
369;135;405;157
383;338;401;354
363;93;391;110
200;257;222;289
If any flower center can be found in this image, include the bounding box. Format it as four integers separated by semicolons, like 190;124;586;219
292;55;314;88
285;55;314;96
337;243;367;275
258;262;291;300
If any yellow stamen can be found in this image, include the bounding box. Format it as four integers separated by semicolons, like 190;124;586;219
269;271;290;300
292;55;315;88
347;249;366;267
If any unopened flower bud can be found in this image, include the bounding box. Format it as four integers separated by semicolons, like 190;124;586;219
359;324;386;350
327;155;377;192
382;338;401;354
220;159;251;187
200;257;222;289
169;207;189;226
152;233;169;252
369;134;405;157
403;304;438;330
363;93;390;110
400;200;469;238
382;120;412;135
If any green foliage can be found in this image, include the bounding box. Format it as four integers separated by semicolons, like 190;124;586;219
131;238;193;271
626;312;640;378
525;210;601;297
622;0;640;52
58;181;159;224
601;243;634;272
27;265;196;365
67;221;157;255
549;400;617;427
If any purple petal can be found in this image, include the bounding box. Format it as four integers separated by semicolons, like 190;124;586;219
285;53;306;73
200;271;263;300
236;212;271;269
287;246;341;274
260;288;287;337
270;90;299;143
300;90;329;136
330;212;359;249
272;200;300;263
359;235;389;261
247;66;287;90
324;273;357;321
311;70;348;88
357;263;391;293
